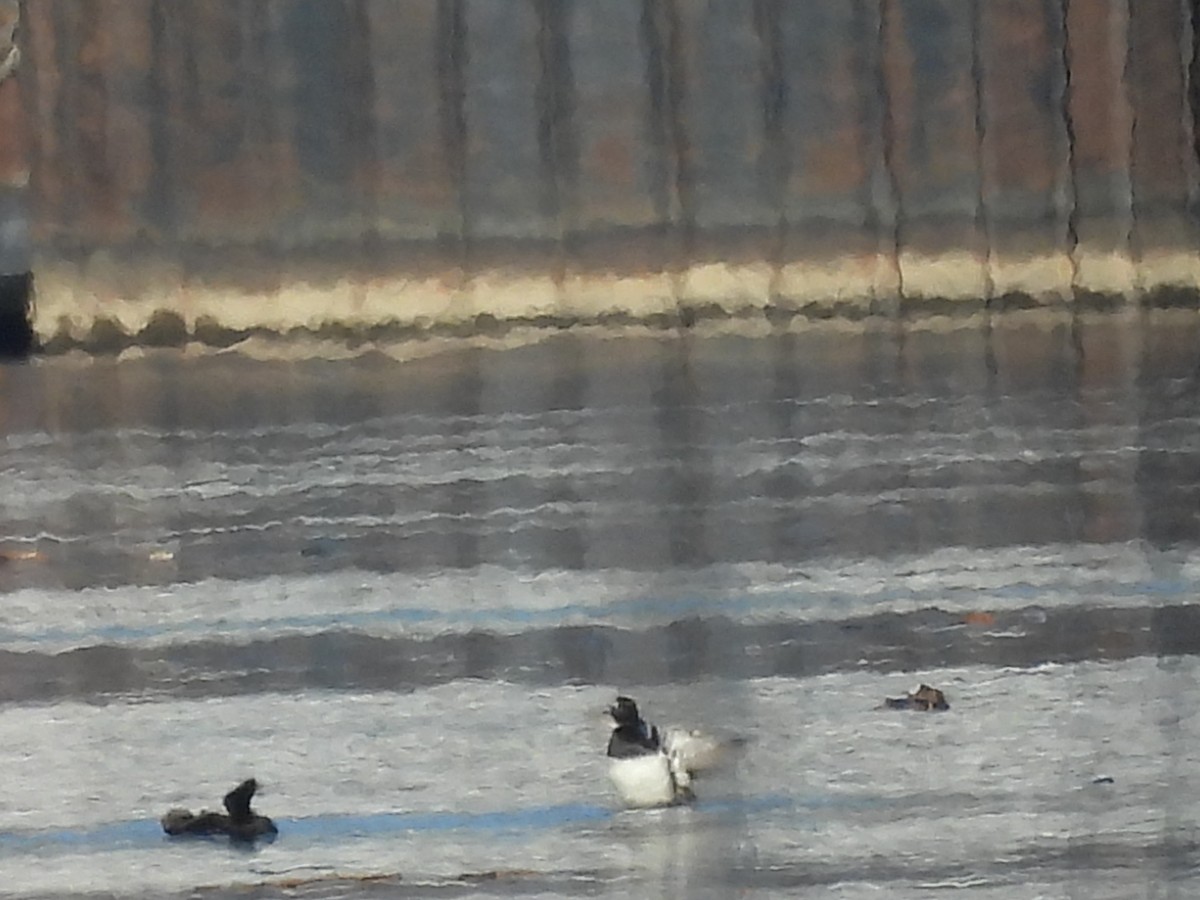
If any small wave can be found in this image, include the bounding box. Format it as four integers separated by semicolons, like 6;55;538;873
0;543;1195;653
0;600;1197;705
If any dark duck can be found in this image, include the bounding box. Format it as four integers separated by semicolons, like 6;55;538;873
161;778;278;842
882;683;950;711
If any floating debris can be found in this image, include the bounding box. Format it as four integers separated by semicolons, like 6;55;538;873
301;538;338;558
881;684;950;712
0;547;43;564
963;611;995;626
457;869;540;883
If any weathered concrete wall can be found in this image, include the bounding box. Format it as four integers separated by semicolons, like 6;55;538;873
4;0;1200;351
0;0;25;274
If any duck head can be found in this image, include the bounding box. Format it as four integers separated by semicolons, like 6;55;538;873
609;696;642;727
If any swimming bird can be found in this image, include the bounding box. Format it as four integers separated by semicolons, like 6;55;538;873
605;695;741;808
161;778;278;842
881;683;950;711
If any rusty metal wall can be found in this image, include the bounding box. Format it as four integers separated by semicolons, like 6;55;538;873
3;0;1200;350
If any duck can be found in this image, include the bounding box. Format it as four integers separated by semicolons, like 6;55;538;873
881;683;950;711
161;778;278;842
605;695;742;808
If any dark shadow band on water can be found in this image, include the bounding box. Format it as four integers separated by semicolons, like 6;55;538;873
1;601;1199;706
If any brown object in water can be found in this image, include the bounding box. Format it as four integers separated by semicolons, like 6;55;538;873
883;683;950;711
0;547;43;563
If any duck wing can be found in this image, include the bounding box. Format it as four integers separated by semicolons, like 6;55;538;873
223;779;258;823
661;726;746;776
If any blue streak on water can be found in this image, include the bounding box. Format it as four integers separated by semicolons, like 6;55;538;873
284;802;614;841
0;818;164;853
0;804;613;856
0;795;809;857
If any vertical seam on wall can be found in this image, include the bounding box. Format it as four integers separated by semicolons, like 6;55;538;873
145;1;174;241
1059;0;1080;300
436;0;469;266
876;0;904;307
1122;0;1139;299
534;0;578;280
51;4;79;234
15;1;35;265
639;0;670;236
662;0;693;266
76;1;109;226
752;0;785;305
348;0;379;255
639;0;691;312
1186;0;1200;212
245;2;282;268
535;0;560;229
970;0;994;308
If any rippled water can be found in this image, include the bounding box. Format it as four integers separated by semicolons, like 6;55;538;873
1;315;1199;898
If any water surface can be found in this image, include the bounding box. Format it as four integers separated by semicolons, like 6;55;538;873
1;315;1199;897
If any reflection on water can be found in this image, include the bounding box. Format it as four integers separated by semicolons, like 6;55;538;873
0;315;1199;897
